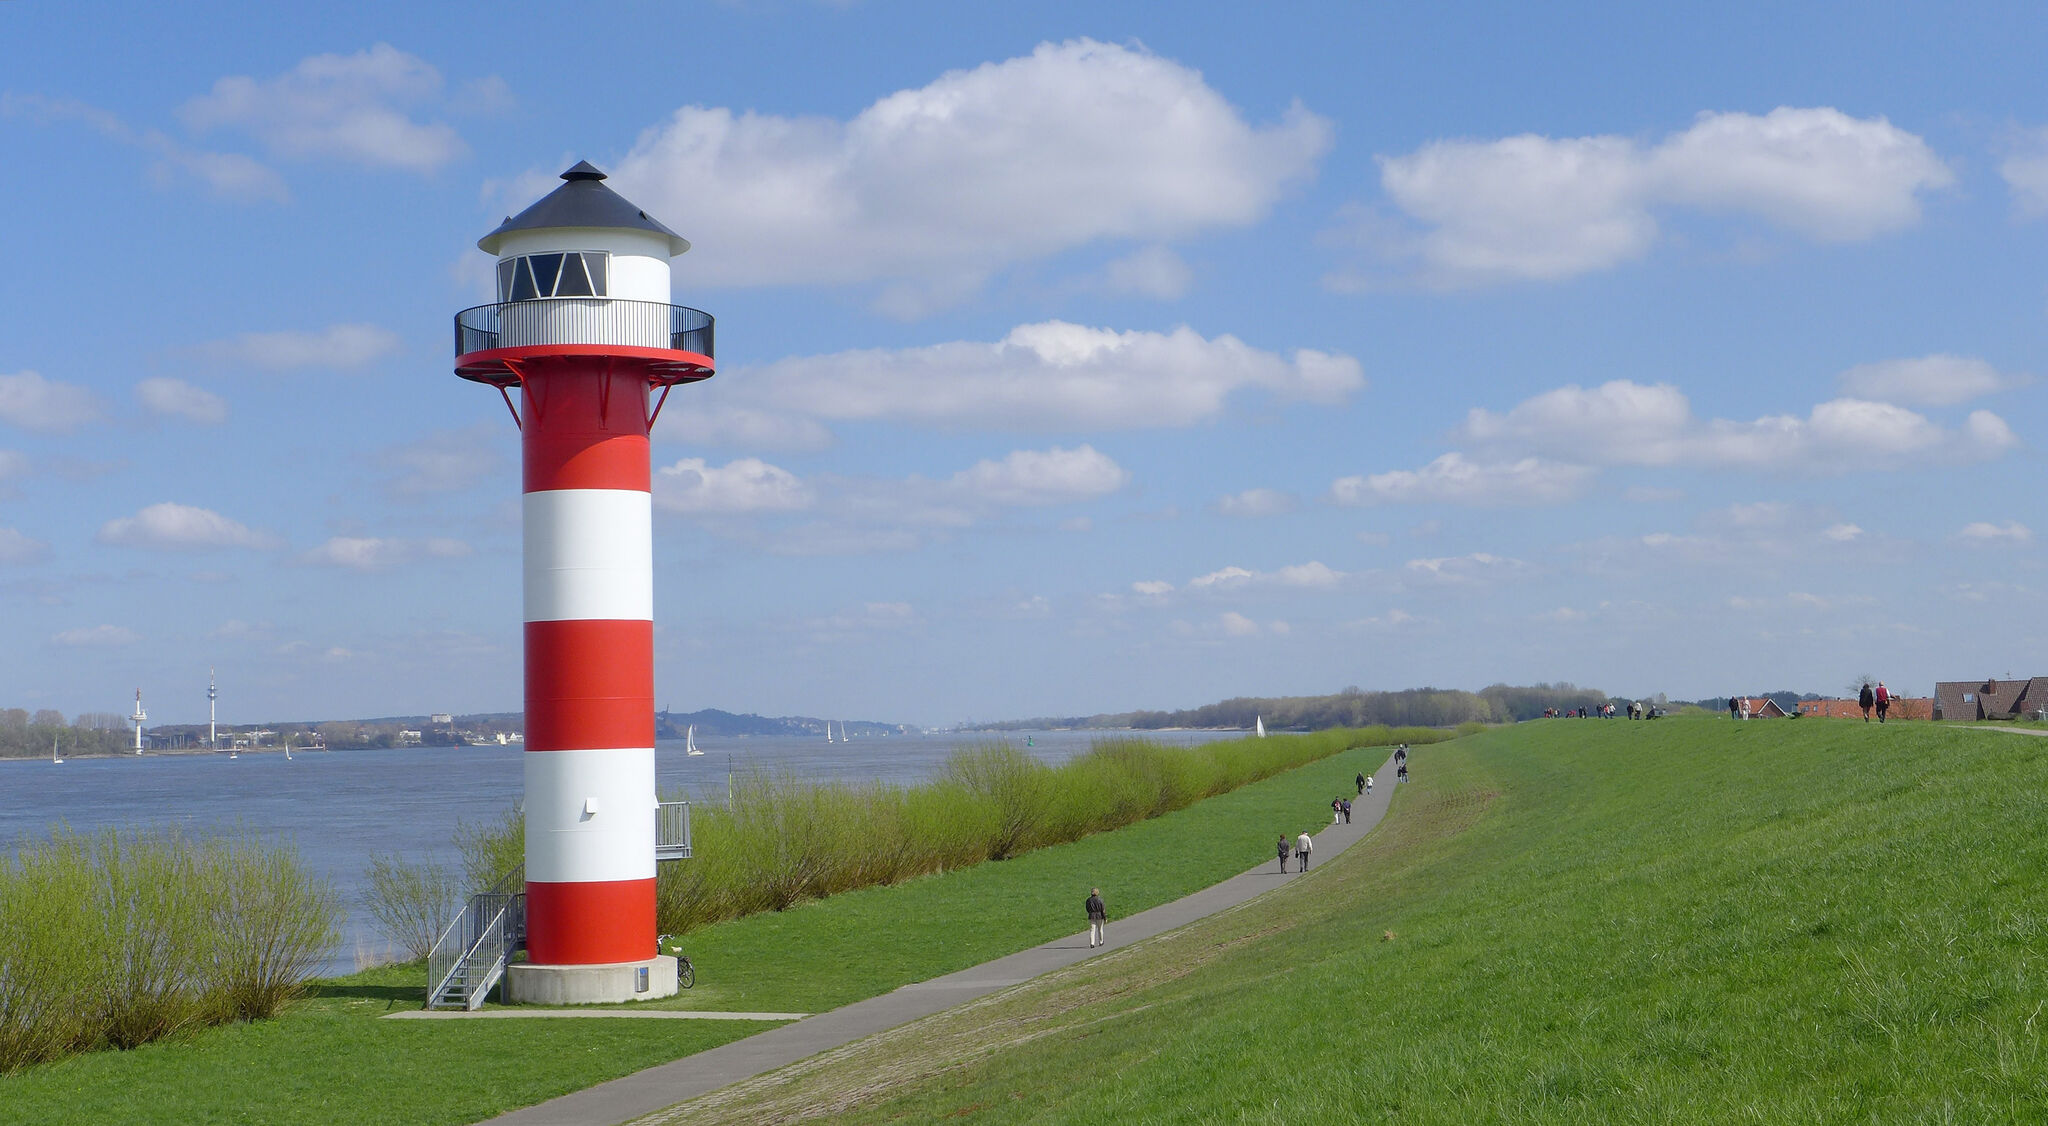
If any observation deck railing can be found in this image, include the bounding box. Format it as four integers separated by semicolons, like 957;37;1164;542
454;298;714;359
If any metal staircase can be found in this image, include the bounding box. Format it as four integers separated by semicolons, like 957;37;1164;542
427;866;525;1011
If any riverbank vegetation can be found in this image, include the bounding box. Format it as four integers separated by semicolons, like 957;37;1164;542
663;718;2048;1124
457;727;1446;936
0;829;338;1073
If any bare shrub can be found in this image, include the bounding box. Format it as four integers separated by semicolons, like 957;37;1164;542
363;853;459;963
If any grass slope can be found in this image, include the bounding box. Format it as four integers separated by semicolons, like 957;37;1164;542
653;719;2048;1124
0;733;1411;1124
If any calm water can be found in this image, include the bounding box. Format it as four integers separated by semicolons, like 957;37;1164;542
0;729;1235;974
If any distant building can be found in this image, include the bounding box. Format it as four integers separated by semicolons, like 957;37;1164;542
398;729;424;745
430;713;453;725
1934;677;2048;721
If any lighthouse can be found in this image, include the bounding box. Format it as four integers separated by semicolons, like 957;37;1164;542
456;162;713;1003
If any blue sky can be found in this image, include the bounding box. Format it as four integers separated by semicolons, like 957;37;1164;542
2;1;2042;727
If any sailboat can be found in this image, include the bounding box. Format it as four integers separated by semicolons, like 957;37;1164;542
1255;715;1266;738
51;735;62;765
685;724;703;756
284;739;292;761
825;723;834;744
838;721;849;741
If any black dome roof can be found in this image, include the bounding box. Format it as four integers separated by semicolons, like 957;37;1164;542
477;162;690;256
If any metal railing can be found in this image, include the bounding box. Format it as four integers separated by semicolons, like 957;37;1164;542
426;864;526;1010
657;800;692;860
455;299;714;358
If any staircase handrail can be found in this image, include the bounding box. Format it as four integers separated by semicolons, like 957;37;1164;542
426;863;527;1008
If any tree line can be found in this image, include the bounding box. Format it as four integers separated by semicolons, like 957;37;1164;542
976;682;1625;733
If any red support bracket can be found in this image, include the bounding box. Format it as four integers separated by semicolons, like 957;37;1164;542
647;383;673;430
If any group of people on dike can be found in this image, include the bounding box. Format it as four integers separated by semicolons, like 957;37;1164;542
1858;681;1894;722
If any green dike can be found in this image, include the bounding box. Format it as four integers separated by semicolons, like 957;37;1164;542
0;729;1423;1126
648;719;2048;1125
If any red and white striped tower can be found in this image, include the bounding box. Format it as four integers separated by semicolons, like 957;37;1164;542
456;162;713;1003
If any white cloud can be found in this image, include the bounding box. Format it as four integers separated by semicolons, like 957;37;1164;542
1822;523;1864;542
1220;611;1262;637
611;39;1330;293
1;93;289;203
136;377;227;424
1958;521;2031;545
96;503;278;550
1096;246;1195;300
0;371;101;432
376;424;504;498
0;526;49;564
1275;561;1344;588
1460;380;2019;471
1331;453;1593;507
1131;580;1174;596
178;44;467;173
1214;488;1297;518
1188;565;1255;589
745;321;1363;431
200;324;400;371
654;457;814;514
2001;126;2048;216
300;536;471;571
949;445;1127;506
1368;107;1952;286
1405;553;1527;584
1836;354;2026;406
51;625;141;648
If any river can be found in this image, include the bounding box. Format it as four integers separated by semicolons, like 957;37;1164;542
0;728;1237;975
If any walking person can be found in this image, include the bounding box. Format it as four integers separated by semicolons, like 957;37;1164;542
1365;775;1374;796
1858;682;1875;722
1355;772;1366;796
1341;797;1352;824
1085;888;1107;948
1728;696;1740;720
1295;830;1313;872
1875;681;1891;723
1332;796;1343;825
1276;834;1291;874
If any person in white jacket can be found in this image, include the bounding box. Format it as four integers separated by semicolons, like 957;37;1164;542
1295;831;1313;872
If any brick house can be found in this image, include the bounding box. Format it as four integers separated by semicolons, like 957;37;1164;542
1736;697;1789;718
1796;697;1934;720
1934;677;2048;721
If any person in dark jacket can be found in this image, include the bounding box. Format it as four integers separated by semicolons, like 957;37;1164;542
1858;683;1875;722
1728;696;1740;720
1086;888;1107;948
1276;835;1291;873
1355;772;1366;796
1340;797;1352;823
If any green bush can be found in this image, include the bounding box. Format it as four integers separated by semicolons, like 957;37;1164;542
451;728;1448;942
0;828;338;1073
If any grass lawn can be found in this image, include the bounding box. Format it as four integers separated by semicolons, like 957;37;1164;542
647;718;2048;1124
0;732;1412;1125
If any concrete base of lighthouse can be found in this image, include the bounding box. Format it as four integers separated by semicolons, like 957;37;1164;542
506;956;678;1005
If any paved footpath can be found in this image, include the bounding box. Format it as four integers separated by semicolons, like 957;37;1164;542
483;751;1406;1126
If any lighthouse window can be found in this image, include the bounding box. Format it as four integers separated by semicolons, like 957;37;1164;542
529;254;564;295
555;254;594;297
496;252;611;302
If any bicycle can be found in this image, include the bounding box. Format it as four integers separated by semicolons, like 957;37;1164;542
657;934;696;989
